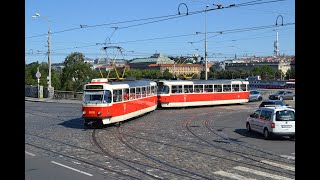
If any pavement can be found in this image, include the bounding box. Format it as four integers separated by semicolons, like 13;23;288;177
25;97;82;104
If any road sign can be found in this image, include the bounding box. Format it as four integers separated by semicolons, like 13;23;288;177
36;72;41;78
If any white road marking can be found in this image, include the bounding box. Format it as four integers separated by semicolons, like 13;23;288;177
25;151;35;156
51;161;93;176
213;170;256;180
261;160;295;171
234;166;293;180
280;155;295;160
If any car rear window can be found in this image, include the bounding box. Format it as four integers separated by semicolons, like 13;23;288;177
276;110;295;121
260;102;272;107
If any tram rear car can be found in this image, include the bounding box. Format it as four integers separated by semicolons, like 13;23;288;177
157;80;250;108
82;78;158;126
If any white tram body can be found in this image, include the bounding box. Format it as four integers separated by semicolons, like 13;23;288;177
157;80;250;108
82;78;158;126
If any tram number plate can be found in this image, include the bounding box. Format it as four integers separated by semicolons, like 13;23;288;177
89;111;95;114
281;125;292;128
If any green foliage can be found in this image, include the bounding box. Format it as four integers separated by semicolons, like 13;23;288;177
60;52;98;91
25;61;59;87
124;69;143;79
25;62;39;86
123;69;163;80
163;69;173;80
285;69;295;80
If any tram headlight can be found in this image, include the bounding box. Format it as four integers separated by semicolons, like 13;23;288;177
82;111;86;115
97;111;101;116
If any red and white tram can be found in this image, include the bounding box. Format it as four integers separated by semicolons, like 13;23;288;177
157;80;250;108
82;78;158;126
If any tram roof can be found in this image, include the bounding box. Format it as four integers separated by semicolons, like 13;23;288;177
107;80;157;86
85;80;157;90
158;79;249;85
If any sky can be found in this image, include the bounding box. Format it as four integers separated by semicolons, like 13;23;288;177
25;0;295;64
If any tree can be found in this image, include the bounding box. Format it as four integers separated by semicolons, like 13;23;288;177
285;69;295;80
124;69;143;79
60;52;97;91
163;69;173;80
25;61;40;86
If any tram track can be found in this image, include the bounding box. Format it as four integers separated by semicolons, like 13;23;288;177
113;126;214;179
203;118;295;163
92;129;164;179
26;132;162;179
182;114;295;177
25;141;138;179
26;131;171;179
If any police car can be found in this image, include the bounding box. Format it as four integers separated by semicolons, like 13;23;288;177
246;105;295;140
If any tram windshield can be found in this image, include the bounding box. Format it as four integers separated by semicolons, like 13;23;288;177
83;90;112;104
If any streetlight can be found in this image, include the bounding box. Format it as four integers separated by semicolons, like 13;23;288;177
274;15;283;57
32;12;54;98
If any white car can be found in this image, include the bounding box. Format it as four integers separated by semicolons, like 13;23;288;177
246;106;295;140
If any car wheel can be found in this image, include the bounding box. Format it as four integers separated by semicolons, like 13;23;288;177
246;123;252;132
279;97;283;101
258;96;262;101
264;129;271;140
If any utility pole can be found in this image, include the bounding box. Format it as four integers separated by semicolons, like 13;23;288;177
46;19;54;98
204;5;208;80
48;29;52;88
33;12;54;98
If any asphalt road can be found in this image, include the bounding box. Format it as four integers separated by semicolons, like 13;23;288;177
25;99;295;179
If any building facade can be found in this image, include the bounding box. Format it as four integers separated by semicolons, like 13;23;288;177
225;61;291;74
148;63;204;77
128;53;174;69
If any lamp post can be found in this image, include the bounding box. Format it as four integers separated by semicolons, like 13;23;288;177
204;5;209;80
32;13;54;98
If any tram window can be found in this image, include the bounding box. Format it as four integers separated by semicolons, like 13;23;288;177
123;88;129;101
194;85;203;93
146;86;150;96
136;87;141;98
240;84;247;91
162;85;169;94
184;85;193;93
232;84;239;92
204;85;213;92
223;85;231;92
157;82;164;92
172;85;182;93
214;85;222;92
130;88;136;99
142;87;146;97
113;89;123;102
151;86;155;95
103;90;112;103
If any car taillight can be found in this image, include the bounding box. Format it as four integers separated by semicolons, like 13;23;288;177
271;123;275;128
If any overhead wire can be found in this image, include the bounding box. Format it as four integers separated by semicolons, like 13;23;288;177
26;22;293;54
26;0;285;39
26;0;292;61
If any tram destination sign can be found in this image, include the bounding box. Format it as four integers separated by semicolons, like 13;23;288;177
85;85;103;90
